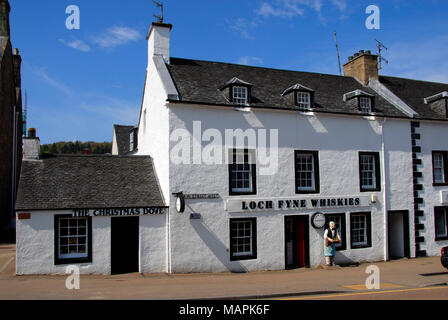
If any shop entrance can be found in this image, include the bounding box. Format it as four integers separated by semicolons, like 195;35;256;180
285;215;310;269
388;210;410;260
111;217;139;274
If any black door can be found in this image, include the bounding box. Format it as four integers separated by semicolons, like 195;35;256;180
285;215;310;269
388;211;410;260
111;217;139;274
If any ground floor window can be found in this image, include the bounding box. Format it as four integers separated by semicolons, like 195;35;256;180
325;213;346;251
54;215;92;265
350;212;372;249
230;218;257;261
435;207;448;241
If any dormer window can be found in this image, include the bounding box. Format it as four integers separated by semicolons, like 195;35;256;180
297;92;311;110
343;90;375;115
359;97;372;113
281;83;314;110
129;127;138;152
233;86;248;106
219;77;252;106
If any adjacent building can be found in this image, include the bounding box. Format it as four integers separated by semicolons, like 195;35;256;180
15;21;448;274
0;0;23;242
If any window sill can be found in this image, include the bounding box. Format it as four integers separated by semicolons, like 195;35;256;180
229;191;257;196
435;236;448;241
433;183;448;187
230;255;257;262
351;244;372;250
360;188;381;193
296;190;320;195
55;257;92;266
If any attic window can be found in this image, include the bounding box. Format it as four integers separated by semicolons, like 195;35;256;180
297;92;311;110
359;97;372;114
130;128;138;152
233;86;248;106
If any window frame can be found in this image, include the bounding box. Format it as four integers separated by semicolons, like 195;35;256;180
228;149;257;196
435;207;448;241
229;218;257;261
359;96;373;114
325;213;347;251
295;91;313;110
350;212;372;249
231;85;250;106
54;214;93;266
295;150;320;194
432;151;448;186
359;152;381;192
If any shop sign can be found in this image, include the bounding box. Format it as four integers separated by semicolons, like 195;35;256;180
226;196;371;213
72;207;167;217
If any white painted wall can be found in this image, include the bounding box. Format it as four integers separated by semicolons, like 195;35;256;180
417;121;448;256
165;104;415;272
16;211;167;275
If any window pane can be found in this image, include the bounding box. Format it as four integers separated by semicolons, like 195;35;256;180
351;214;367;246
230;150;254;193
434;153;445;183
435;208;447;237
296;154;315;191
233;86;248;106
231;220;253;257
360;155;376;189
58;217;89;259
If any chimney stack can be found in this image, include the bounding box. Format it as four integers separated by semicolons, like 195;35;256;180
23;128;40;160
0;0;11;37
146;22;172;64
343;50;379;85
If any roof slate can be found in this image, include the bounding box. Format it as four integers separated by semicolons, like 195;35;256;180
15;155;165;211
379;76;448;120
114;125;134;155
166;58;408;118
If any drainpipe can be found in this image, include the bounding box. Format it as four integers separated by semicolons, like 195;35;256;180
380;117;388;262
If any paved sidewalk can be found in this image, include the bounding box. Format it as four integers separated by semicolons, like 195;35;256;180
0;244;447;300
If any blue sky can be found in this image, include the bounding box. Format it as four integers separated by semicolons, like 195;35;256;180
9;0;448;144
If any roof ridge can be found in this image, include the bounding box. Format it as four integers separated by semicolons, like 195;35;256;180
381;74;448;86
169;57;355;80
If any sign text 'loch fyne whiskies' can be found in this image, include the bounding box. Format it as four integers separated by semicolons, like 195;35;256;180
226;196;372;213
72;207;167;217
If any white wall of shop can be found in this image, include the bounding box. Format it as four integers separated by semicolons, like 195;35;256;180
418;121;448;256
16;211;167;275
162;104;415;273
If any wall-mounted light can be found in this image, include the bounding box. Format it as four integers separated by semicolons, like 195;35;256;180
371;194;377;204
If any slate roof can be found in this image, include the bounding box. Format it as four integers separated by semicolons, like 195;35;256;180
113;125;134;155
379;76;448;121
15;155;165;211
166;58;408;118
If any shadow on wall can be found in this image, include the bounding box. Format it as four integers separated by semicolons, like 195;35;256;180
190;219;248;273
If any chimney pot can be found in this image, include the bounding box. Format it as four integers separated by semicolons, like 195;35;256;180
359;50;365;54
28;128;36;138
354;53;359;57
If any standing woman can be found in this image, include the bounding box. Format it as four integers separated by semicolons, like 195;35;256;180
324;221;340;266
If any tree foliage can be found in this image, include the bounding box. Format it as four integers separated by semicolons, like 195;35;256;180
40;141;112;155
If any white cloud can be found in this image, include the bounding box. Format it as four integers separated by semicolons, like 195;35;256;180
330;0;347;12
256;0;323;18
229;18;257;40
91;26;142;48
31;67;75;97
237;56;264;66
59;39;91;52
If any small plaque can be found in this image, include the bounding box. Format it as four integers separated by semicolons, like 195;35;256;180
18;213;31;220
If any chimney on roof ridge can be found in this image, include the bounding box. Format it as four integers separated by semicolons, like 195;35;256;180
343;50;379;85
24;128;40;160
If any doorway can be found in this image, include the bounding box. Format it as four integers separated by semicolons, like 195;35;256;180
111;217;139;274
285;215;310;269
388;211;410;260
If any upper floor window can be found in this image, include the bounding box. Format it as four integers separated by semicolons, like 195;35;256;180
297;92;311;110
359;152;381;192
233;86;248;106
295;151;320;194
359;97;372;113
229;149;256;195
433;151;448;185
130;128;138;152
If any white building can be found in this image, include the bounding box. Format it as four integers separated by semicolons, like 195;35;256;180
15;22;448;275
